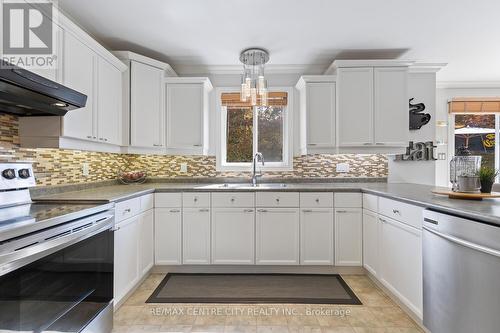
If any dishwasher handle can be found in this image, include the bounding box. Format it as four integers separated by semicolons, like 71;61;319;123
423;225;500;258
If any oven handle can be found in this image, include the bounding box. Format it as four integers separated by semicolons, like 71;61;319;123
423;225;500;258
0;215;114;277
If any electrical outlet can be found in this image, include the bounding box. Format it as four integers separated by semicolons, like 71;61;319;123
82;163;89;176
336;163;350;173
180;163;188;173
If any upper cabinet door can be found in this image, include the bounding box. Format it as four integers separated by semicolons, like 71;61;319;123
337;67;374;146
61;31;95;140
130;61;164;148
166;83;204;150
307;82;336;148
97;58;122;145
374;67;409;146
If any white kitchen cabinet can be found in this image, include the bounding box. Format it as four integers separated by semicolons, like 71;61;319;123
379;216;423;318
183;208;211;264
334;60;409;152
114;215;140;305
165;77;212;154
335;208;363;266
138;209;154;276
373;67;408;146
300;208;334;265
130;61;165;148
362;208;379;276
18;23;126;152
296;76;336;154
154;208;182;265
97;57;122;145
211;208;255;264
337;67;374;147
61;31;95;141
256;208;300;265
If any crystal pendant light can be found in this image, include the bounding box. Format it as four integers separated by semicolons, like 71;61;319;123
239;48;269;107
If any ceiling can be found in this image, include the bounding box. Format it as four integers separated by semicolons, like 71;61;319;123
58;0;500;82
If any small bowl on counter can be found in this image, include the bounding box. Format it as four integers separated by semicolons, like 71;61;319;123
118;170;147;184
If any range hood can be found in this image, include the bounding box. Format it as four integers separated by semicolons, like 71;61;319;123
0;60;87;116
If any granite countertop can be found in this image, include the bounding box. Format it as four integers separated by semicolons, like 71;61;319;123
32;181;500;226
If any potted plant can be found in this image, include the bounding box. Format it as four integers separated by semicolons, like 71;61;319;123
478;166;498;193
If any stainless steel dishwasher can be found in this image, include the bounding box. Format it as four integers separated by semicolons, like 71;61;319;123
423;209;500;333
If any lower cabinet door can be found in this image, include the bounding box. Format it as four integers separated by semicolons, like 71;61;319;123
335;208;363;266
155;208;182;265
114;216;140;304
256;208;300;265
362;209;379;276
300;208;334;265
183;208;211;264
379;216;423;318
139;210;154;275
211;208;255;264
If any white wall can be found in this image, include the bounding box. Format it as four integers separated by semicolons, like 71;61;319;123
435;86;500;186
388;72;437;185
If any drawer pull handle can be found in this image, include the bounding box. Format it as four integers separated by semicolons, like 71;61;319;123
170;209;180;213
303;209;313;213
392;209;400;215
199;208;209;212
123;208;131;214
244;209;254;213
257;209;268;213
379;218;387;223
336;210;347;213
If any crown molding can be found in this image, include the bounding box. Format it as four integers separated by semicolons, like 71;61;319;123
113;51;178;76
173;64;327;75
408;62;447;73
164;77;213;90
436;81;500;89
324;59;415;74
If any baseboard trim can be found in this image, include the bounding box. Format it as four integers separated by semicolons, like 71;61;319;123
152;265;365;275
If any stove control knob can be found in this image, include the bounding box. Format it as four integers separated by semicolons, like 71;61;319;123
18;168;31;179
2;169;16;180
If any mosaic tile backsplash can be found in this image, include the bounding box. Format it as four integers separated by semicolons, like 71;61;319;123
0;114;388;186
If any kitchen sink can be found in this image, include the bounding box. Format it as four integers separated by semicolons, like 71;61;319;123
197;183;288;190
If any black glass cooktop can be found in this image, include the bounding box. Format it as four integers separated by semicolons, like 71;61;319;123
0;202;111;242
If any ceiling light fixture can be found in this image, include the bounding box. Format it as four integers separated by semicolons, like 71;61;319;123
239;48;269;107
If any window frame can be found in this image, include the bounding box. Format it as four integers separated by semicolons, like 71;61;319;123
216;86;294;172
449;112;500;182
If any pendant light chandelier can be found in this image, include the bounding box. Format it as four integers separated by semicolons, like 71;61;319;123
239;48;269;106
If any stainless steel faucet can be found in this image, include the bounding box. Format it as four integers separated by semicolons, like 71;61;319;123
252;152;265;186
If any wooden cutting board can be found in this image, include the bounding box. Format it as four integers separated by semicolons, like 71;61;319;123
432;189;500;200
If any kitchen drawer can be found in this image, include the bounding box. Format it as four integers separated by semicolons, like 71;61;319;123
256;192;299;207
183;192;210;207
155;193;182;207
334;193;362;208
363;193;378;212
300;192;334;207
378;197;423;229
140;193;154;212
212;192;255;208
115;197;141;222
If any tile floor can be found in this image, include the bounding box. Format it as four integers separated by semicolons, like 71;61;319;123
113;274;423;333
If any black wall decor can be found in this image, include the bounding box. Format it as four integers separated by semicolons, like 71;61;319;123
394;141;437;161
409;98;431;130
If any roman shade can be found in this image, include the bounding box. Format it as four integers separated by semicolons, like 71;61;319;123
221;92;288;107
448;98;500;113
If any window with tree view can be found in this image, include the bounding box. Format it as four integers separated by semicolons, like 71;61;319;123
221;91;289;169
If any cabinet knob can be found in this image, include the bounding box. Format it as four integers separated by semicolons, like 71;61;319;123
231;198;235;202
315;198;320;203
276;198;280;203
194;197;198;202
86;135;92;139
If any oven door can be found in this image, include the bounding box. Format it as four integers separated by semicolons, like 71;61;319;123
0;216;114;333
